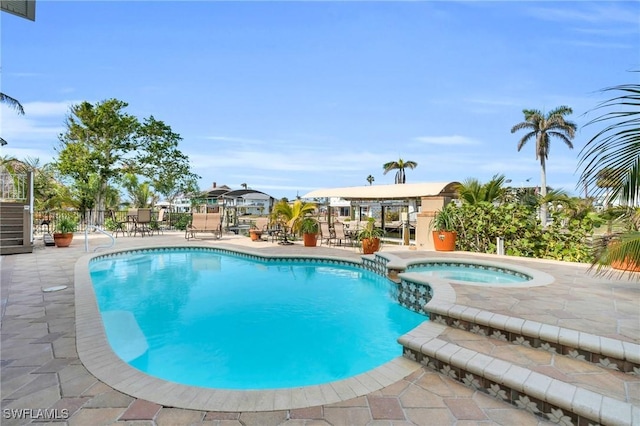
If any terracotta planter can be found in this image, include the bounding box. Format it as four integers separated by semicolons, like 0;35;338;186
303;233;317;247
53;233;73;248
611;258;640;272
432;230;456;251
249;229;263;241
361;237;380;254
607;241;640;272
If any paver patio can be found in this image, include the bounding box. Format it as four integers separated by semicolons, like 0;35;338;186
1;231;638;425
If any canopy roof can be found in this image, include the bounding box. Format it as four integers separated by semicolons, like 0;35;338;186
222;189;273;199
301;182;460;201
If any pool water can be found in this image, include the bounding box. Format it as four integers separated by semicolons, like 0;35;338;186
408;263;529;284
89;249;426;389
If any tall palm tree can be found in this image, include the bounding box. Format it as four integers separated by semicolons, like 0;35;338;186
0;93;25;146
577;78;639;276
383;158;418;184
366;175;374;185
511;106;576;226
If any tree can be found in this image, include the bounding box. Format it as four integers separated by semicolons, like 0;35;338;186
577;78;639;276
511;106;576;226
366;175;374;185
382;158;418;184
55;99;198;222
122;173;157;208
455;174;507;205
15;157;61;212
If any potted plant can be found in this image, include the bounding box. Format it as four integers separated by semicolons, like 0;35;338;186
300;217;319;247
595;208;640;273
249;227;263;241
249;221;263;241
357;217;384;254
271;199;317;245
431;204;458;251
53;217;77;248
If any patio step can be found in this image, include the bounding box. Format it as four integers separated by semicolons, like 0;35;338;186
0;202;32;255
425;300;640;375
399;322;639;425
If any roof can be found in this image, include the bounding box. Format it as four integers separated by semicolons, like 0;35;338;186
221;189;274;199
203;189;230;198
301;182;460;201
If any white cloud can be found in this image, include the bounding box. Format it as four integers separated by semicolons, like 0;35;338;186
204;136;267;146
0;146;57;164
526;3;639;26
20;100;80;117
413;135;480;146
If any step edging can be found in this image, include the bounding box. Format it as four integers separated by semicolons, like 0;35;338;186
426;302;640;375
399;322;637;425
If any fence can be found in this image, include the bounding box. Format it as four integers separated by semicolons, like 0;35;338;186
33;210;191;234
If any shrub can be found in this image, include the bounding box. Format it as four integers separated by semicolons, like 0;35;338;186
452;202;595;262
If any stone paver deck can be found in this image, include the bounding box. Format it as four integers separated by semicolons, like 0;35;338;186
1;230;638;425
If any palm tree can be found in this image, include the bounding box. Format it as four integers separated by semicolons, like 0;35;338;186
366;175;374;185
577;78;639;276
383;158;418;184
455;174;507;205
511;106;577;226
271;199;317;244
0;93;25;146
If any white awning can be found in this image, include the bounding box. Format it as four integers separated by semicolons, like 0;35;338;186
301;182;460;200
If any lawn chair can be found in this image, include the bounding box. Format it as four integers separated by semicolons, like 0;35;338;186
186;212;222;240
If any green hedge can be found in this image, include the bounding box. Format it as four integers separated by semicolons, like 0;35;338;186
452;202;595;263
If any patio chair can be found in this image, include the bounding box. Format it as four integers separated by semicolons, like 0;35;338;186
108;210;128;238
133;208;152;237
154;208;168;235
319;221;333;245
331;222;352;247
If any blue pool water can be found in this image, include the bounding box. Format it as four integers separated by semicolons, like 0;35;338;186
408;263;529;284
89;249;426;389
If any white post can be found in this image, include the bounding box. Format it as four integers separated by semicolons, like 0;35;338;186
496;237;505;256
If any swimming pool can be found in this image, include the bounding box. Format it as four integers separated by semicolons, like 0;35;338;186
89;248;426;389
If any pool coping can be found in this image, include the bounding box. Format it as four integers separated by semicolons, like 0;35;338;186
74;244;423;411
381;253;557;288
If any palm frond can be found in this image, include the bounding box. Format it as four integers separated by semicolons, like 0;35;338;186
0;93;25;115
578;77;640;207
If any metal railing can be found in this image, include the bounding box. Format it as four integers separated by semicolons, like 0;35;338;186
0;172;29;201
84;225;115;252
33;209;191;234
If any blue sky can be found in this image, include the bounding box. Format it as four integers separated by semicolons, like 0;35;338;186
2;1;638;200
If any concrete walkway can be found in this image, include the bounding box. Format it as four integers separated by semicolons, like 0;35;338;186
1;231;638;425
